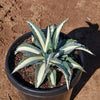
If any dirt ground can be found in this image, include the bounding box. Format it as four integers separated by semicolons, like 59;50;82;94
0;0;100;100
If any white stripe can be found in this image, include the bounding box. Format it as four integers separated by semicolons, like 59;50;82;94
16;47;40;54
62;46;78;51
50;72;55;85
51;60;60;64
13;57;43;73
37;63;45;87
55;24;63;41
71;63;79;67
76;47;93;55
27;22;45;50
44;26;50;52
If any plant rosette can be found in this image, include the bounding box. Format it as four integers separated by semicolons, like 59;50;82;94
5;18;93;100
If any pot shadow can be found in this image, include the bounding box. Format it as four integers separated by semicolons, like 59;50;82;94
68;22;100;100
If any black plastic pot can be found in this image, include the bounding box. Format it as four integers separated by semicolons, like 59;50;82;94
5;32;83;100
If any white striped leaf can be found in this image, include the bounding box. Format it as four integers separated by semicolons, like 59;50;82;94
44;26;51;53
54;43;82;58
53;18;69;50
60;42;82;50
76;47;94;55
35;64;40;86
15;44;41;55
49;24;55;38
12;55;44;74
51;59;70;90
26;21;45;51
35;63;49;88
67;57;85;72
63;61;71;85
47;68;56;86
62;39;93;55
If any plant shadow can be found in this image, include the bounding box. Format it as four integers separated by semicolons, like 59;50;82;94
68;22;100;100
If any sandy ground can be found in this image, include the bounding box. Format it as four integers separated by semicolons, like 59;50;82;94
0;0;100;100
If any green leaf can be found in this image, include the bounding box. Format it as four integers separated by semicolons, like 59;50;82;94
54;42;82;58
66;39;94;55
63;61;71;85
35;64;41;87
15;44;41;55
44;26;51;53
60;42;82;50
51;59;70;90
76;47;94;55
67;57;85;72
66;39;77;44
26;21;46;51
35;63;49;88
12;55;44;74
47;68;56;86
53;18;69;50
49;24;55;38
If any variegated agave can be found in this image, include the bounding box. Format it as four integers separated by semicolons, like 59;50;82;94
12;18;93;90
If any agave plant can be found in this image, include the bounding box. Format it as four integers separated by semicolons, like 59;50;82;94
12;18;93;90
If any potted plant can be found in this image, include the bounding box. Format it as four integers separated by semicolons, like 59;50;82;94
5;18;93;100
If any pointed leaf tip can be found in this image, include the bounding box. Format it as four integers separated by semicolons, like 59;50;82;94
76;47;94;55
53;18;69;50
26;21;46;51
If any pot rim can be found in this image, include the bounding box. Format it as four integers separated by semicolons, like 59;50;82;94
5;32;83;97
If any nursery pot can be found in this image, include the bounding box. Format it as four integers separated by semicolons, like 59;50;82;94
5;31;83;100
